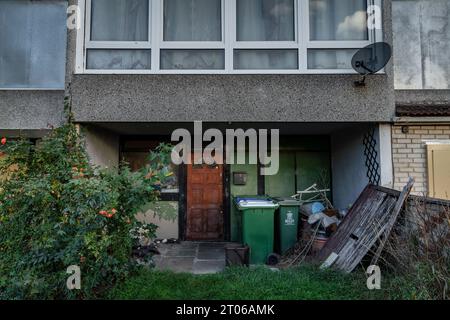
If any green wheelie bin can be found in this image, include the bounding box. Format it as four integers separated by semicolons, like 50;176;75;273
234;196;279;264
273;197;301;255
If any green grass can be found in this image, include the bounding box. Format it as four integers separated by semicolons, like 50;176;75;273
107;265;393;300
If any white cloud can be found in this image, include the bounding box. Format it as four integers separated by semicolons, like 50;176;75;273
337;11;367;39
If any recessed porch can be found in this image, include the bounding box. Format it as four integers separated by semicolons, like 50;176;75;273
80;122;393;243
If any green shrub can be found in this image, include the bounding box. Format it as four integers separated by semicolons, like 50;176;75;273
0;123;171;299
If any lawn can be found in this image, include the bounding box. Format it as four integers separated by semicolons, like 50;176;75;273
107;265;395;300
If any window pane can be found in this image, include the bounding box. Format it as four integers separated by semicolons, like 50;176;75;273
234;50;298;69
87;50;151;70
237;0;295;41
309;0;368;40
0;1;66;89
307;49;356;69
161;50;224;70
90;0;149;41
164;0;221;41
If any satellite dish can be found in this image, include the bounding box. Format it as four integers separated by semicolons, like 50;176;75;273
351;42;392;87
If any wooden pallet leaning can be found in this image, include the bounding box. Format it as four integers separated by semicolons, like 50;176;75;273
370;178;415;266
318;179;414;273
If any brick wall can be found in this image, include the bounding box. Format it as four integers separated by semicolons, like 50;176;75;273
392;125;450;195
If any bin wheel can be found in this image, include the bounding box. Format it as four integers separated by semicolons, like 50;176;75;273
266;253;280;266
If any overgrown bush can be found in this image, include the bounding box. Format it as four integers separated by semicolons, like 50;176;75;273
383;197;450;300
0;123;172;299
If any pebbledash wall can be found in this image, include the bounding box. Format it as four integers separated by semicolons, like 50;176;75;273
392;125;450;195
67;0;395;123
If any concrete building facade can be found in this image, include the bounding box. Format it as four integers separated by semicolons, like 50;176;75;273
2;0;450;239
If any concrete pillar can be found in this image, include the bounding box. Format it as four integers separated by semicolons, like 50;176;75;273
82;125;119;169
377;124;394;188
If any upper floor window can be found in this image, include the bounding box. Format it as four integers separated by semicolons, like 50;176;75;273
236;0;295;41
78;0;381;74
310;0;368;41
0;0;67;89
164;0;222;41
90;0;149;41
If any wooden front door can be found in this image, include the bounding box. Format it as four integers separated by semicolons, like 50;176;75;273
186;161;224;240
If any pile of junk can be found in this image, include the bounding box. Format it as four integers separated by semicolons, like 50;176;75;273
300;185;346;247
283;184;345;266
228;183;344;267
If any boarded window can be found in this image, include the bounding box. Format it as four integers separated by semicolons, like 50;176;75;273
427;144;450;200
0;1;67;89
393;0;450;89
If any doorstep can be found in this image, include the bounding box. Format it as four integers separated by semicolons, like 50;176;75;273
153;241;230;274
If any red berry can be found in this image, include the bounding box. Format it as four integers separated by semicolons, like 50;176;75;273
1;138;6;145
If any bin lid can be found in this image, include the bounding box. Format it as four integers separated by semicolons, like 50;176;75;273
273;197;302;206
236;199;279;209
234;196;271;203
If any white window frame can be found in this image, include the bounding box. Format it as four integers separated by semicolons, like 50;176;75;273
304;0;380;73
231;0;300;73
76;0;383;75
83;0;153;73
158;0;226;73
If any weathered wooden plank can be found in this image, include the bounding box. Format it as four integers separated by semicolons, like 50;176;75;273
352;191;389;238
344;199;397;272
370;178;415;266
353;196;396;238
318;180;414;273
334;238;356;270
317;185;375;260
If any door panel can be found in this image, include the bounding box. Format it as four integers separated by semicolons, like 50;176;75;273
186;162;224;240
